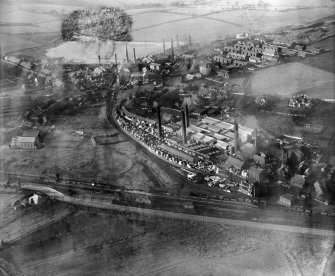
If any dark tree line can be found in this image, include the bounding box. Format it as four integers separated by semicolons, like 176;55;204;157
61;7;133;42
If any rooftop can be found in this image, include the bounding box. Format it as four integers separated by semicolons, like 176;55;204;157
22;129;40;138
158;144;195;162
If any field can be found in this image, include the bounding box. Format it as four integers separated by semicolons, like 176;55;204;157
46;41;166;63
206;7;333;32
300;36;335;73
0;105;180;191
231;62;335;100
0;209;333;276
2;0;334;55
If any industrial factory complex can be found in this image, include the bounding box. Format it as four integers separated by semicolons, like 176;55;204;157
107;27;335;206
3;13;335;212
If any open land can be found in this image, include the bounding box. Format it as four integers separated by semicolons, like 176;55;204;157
0;105;180;191
0;208;333;276
231;62;335;100
2;1;334;57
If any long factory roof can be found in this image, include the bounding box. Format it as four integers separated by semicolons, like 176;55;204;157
158;143;195;162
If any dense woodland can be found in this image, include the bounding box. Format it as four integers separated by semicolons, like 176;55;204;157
61;7;133;42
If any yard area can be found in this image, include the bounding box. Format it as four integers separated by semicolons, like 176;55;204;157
0;105;181;191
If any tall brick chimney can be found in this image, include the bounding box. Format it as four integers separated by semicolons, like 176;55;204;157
157;106;163;138
163;39;166;55
184;104;190;127
254;128;258;153
234;120;239;152
125;44;129;63
171;37;174;61
181;109;187;145
133;48;136;62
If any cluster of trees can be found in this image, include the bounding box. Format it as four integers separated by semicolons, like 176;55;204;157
61;7;133;42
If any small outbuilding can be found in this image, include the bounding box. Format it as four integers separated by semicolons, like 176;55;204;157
279;193;295;207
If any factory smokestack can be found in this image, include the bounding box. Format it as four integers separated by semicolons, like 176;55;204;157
126;44;129;63
254;128;258;153
171;37;174;61
115;54;117;65
163;39;166;54
157;106;163;138
181;109;187;145
98;55;101;66
189;34;192;46
281;141;285;166
133;48;136;62
234;120;239;152
184;104;189;127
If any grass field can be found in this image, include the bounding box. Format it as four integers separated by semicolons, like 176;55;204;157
231;62;335;100
301;36;335;73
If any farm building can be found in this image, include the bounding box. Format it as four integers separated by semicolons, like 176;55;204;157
10;136;39;149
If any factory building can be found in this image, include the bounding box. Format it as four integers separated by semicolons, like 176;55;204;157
10;128;41;149
238;181;255;197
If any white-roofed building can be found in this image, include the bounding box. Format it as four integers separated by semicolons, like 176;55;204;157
216;121;234;130
212;133;228;140
223;131;235;139
189;125;210;133
10;136;38;149
216;140;229;149
202;117;221;124
206;124;222;133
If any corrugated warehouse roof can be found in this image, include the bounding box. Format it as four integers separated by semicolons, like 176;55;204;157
216;121;234;130
216;140;229;149
158;144;194;162
188;125;208;133
202;135;215;143
191;133;215;144
202;117;221;124
191;124;210;133
191;133;205;141
224;131;235;139
212;133;227;140
206;124;222;133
